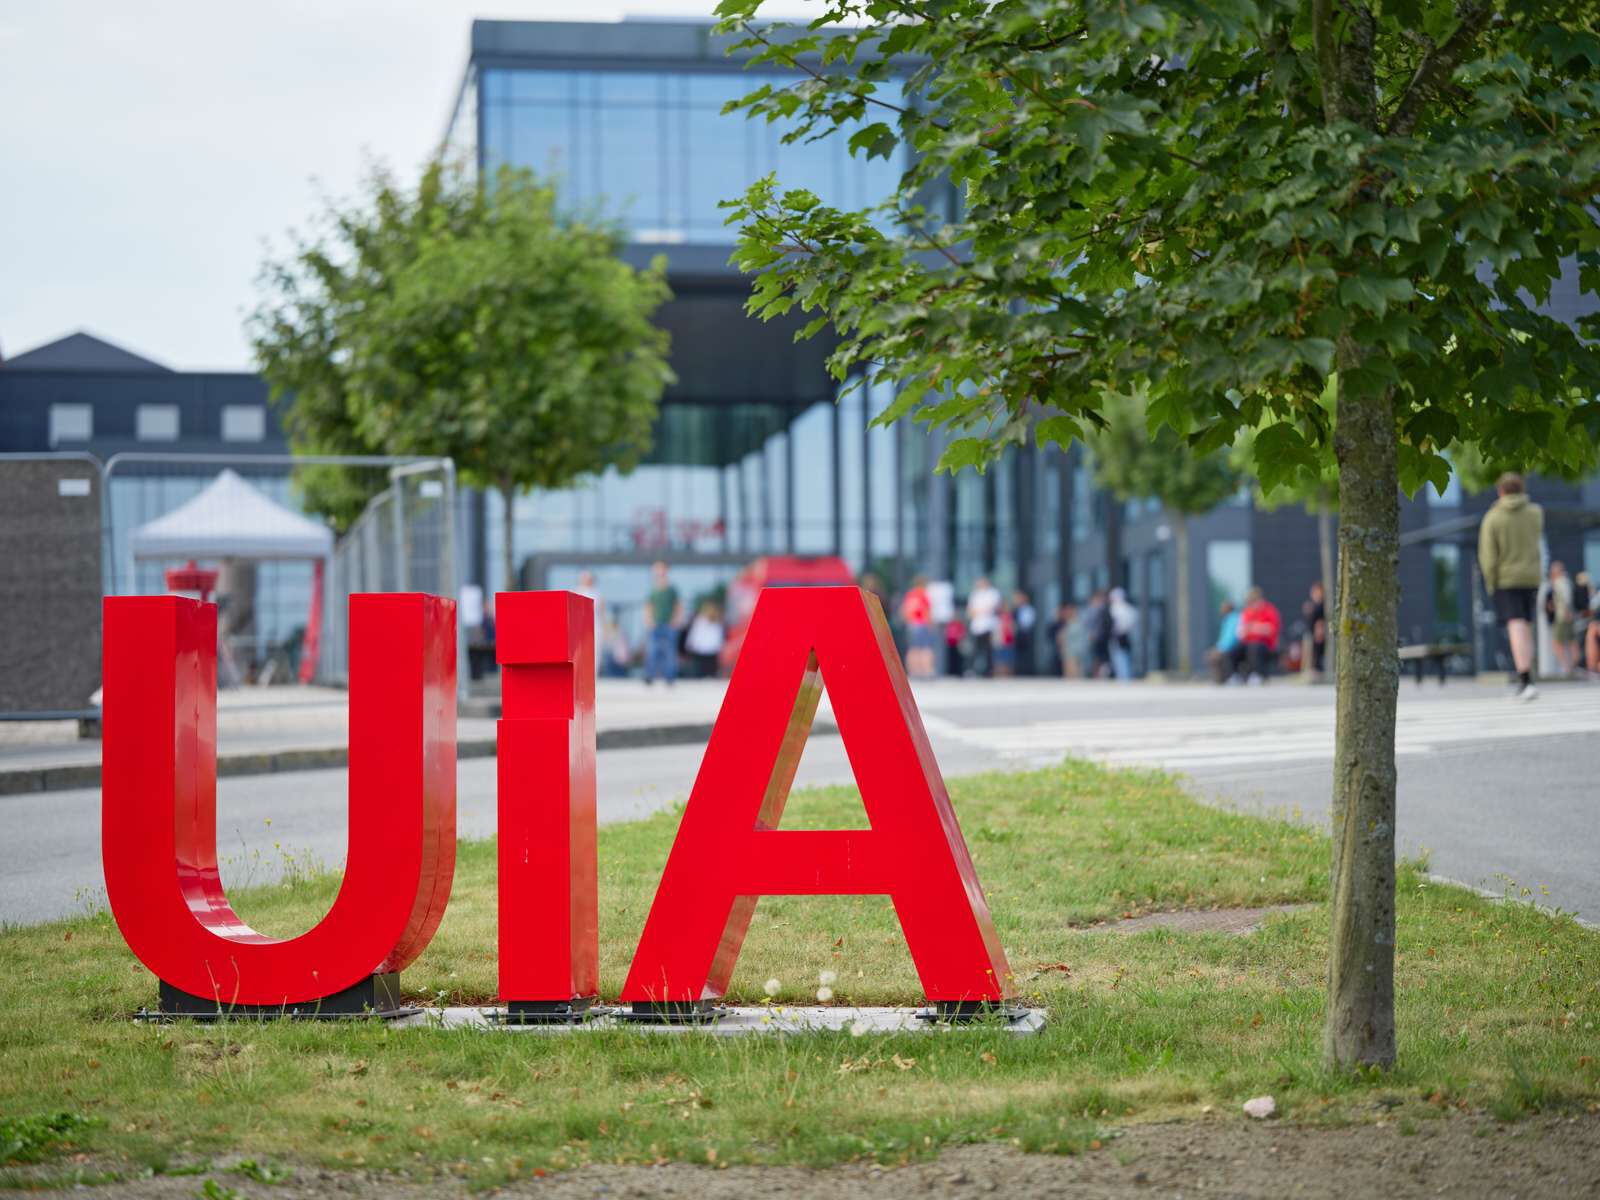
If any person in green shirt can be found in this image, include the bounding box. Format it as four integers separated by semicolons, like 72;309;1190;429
642;560;683;685
1477;472;1545;701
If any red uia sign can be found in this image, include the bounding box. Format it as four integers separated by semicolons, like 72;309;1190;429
101;586;1012;1020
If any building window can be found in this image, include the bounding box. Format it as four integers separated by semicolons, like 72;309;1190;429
136;404;180;441
1431;542;1462;635
1070;454;1093;542
222;406;266;442
48;404;93;446
790;401;835;553
1205;539;1252;637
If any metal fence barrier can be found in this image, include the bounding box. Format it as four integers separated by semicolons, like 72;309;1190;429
321;459;466;694
0;451;466;719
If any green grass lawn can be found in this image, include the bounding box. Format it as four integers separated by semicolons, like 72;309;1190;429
2;760;1597;1190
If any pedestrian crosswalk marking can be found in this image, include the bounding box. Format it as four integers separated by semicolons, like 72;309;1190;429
919;690;1598;772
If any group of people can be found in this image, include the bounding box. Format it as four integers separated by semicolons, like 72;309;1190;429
1046;589;1141;680
630;561;730;684
562;562;727;684
1208;588;1283;684
897;575;1039;679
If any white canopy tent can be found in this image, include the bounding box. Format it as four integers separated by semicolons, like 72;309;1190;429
129;469;333;685
129;469;333;561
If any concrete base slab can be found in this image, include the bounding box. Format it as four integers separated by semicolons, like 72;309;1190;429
391;1005;1046;1036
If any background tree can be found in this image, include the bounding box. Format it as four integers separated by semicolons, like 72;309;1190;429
715;0;1600;1066
1233;382;1341;658
1088;390;1241;678
252;164;675;584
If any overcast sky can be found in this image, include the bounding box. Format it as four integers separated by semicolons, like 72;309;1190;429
0;1;812;371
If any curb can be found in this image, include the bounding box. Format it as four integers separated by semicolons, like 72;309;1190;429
0;721;839;796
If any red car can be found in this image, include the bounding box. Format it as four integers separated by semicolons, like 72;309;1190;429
719;555;856;672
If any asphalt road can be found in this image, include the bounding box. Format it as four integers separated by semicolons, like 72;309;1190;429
2;680;1594;927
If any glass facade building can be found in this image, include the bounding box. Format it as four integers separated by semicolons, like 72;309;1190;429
445;18;1085;645
478;68;903;245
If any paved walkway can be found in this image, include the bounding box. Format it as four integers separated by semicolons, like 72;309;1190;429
0;684;748;790
2;678;1595;926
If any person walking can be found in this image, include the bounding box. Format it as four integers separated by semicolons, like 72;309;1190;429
575;569;606;675
1207;600;1241;683
1575;572;1594;679
1547;561;1578;678
1585;586;1600;676
1236;587;1282;684
900;575;937;679
599;618;632;678
1302;581;1328;679
1010;589;1037;675
684;600;725;678
1049;602;1078;677
1084;590;1112;679
641;560;683;685
993;602;1017;676
1477;472;1544;701
1107;587;1138;681
966;576;1002;677
943;615;967;677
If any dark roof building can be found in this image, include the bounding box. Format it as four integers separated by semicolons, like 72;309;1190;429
0;331;282;459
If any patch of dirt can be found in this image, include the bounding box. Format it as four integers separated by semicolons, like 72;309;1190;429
17;1114;1600;1199
1075;903;1315;935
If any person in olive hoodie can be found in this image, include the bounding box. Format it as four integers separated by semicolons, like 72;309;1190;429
1477;472;1545;701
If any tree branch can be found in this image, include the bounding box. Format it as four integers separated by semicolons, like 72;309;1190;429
1385;3;1494;138
1312;0;1344;124
738;21;943;128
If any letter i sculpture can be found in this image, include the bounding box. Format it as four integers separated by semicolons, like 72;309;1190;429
495;590;599;1022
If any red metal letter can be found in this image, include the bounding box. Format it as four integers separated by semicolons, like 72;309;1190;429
496;591;599;1014
101;593;456;1010
621;586;1012;1008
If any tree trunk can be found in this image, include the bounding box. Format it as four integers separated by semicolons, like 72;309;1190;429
501;482;518;593
1173;514;1192;678
1318;501;1336;672
1324;359;1400;1068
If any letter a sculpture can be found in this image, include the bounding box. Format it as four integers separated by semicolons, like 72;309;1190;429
622;585;1013;1020
101;593;456;1017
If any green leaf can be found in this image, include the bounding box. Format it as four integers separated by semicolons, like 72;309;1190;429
1339;274;1414;318
1404;407;1459;450
936;437;993;474
1295;338;1337;377
1035;414;1086;448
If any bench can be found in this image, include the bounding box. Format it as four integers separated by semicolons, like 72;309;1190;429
1397;642;1471;685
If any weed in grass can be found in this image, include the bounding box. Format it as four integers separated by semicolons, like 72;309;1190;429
231;1158;291;1184
0;1112;93;1164
196;1179;240;1200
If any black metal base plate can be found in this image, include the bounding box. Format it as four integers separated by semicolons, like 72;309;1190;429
138;973;416;1021
914;1001;1030;1025
617;1001;728;1025
489;998;602;1026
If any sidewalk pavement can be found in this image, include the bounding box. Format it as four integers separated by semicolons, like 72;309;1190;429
3;669;1557;796
0;679;811;795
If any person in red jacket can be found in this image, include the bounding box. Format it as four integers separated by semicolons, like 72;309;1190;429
1230;586;1282;685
